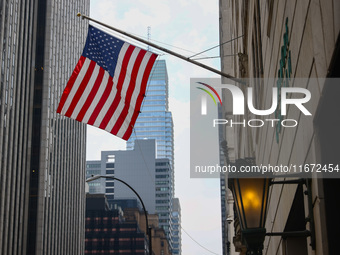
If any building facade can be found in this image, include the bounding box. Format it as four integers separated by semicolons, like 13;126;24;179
155;158;173;245
86;139;174;249
171;198;181;255
0;1;89;254
85;193;172;255
125;55;176;255
126;59;174;170
219;0;340;255
124;208;172;255
86;160;102;194
85;194;148;255
87;140;157;213
218;104;230;255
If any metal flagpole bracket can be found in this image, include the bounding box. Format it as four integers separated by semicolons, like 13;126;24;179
76;13;246;85
77;12;84;19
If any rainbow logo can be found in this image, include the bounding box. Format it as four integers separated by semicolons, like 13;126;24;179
196;82;222;115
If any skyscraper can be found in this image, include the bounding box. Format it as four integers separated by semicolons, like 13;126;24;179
86;140;174;241
171;198;182;255
100;140;157;214
155;157;173;242
0;1;89;254
127;60;174;169
126;59;175;249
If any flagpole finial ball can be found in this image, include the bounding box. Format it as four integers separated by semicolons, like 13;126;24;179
77;12;82;17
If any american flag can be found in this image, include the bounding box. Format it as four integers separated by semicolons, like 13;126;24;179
57;25;157;140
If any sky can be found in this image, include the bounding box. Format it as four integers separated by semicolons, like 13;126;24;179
86;1;223;254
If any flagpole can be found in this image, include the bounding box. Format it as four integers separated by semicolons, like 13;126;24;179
77;13;244;84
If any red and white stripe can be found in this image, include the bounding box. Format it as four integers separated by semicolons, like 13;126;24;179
57;42;157;140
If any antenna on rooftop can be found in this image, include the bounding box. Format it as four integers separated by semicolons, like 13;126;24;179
147;26;151;51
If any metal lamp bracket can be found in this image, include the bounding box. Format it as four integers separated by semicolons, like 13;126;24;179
267;178;316;250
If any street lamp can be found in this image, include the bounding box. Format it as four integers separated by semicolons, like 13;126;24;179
230;177;270;254
231;178;270;254
229;158;315;255
86;175;152;254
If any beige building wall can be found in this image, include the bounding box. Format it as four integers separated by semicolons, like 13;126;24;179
220;0;340;254
124;208;172;255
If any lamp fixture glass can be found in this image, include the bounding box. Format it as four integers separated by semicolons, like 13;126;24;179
232;178;271;229
230;175;271;255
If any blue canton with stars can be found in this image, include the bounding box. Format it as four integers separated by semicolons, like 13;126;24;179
82;25;125;78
